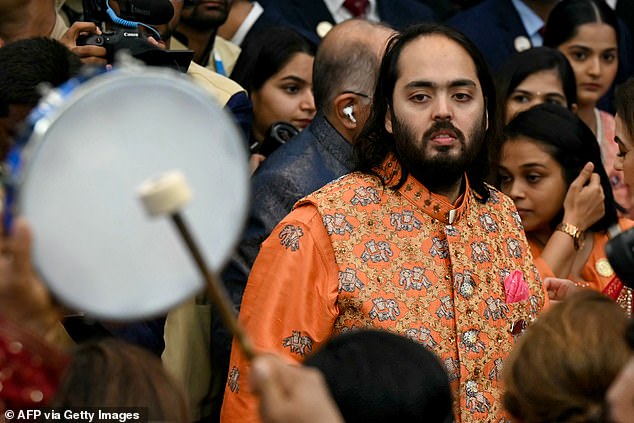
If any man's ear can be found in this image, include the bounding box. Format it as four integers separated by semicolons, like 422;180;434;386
385;105;393;134
334;93;358;130
0;38;5;49
570;102;578;114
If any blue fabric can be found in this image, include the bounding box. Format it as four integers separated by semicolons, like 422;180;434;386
224;90;253;147
510;0;543;47
63;317;167;357
447;0;530;72
107;317;167;357
247;3;321;46
260;0;436;41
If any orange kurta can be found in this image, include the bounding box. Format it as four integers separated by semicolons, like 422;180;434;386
529;218;634;315
221;157;547;423
529;219;634;291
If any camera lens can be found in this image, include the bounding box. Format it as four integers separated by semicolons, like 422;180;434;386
606;228;634;288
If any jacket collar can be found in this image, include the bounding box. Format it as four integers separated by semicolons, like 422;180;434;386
374;153;471;224
310;114;356;170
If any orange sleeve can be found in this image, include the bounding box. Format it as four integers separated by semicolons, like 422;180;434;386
525;238;555;279
518;233;551;309
533;256;555;280
220;204;340;423
619;218;634;231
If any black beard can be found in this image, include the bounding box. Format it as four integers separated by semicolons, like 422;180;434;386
392;116;486;194
180;6;228;30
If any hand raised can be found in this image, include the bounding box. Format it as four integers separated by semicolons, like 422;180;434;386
562;162;605;230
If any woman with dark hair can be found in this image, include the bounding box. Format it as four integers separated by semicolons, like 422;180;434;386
614;78;634;209
490;47;577;180
611;78;634;317
497;103;633;310
230;26;317;167
543;0;630;214
495;47;577;125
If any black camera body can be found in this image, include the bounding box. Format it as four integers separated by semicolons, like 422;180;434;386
606;228;634;287
77;29;145;64
78;0;193;71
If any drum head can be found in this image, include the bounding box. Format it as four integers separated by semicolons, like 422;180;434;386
18;68;249;320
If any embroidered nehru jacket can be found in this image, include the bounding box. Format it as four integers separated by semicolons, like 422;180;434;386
220;155;547;423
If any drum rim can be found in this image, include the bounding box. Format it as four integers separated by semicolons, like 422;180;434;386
13;68;250;320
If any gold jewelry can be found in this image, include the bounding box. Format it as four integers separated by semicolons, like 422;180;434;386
556;222;584;250
595;258;615;277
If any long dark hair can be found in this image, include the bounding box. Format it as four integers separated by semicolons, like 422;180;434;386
615;77;634;141
501;103;619;232
230;26;317;95
354;23;496;202
495;47;577;118
492;47;577;169
543;0;620;48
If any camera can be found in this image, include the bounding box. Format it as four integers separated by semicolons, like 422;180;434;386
77;30;146;63
606;228;634;288
251;122;299;157
77;0;193;71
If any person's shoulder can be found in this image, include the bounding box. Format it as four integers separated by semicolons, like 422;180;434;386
598;109;616;124
213;36;241;75
50;13;70;40
478;183;517;208
380;0;436;22
253;129;317;175
304;172;380;202
186;61;246;105
214;36;241;57
251;128;316;200
446;0;499;25
618;217;634;231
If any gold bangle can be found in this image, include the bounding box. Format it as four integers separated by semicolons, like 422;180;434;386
556;222;584;250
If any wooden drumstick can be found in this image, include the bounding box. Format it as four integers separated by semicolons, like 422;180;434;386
138;170;255;361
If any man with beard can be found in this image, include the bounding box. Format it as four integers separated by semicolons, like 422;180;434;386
221;23;547;423
173;0;241;75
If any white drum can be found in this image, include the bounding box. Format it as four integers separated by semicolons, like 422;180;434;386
8;64;250;320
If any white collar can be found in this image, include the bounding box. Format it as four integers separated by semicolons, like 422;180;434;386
231;1;264;46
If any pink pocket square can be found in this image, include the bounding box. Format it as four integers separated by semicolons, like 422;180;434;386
504;270;529;303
